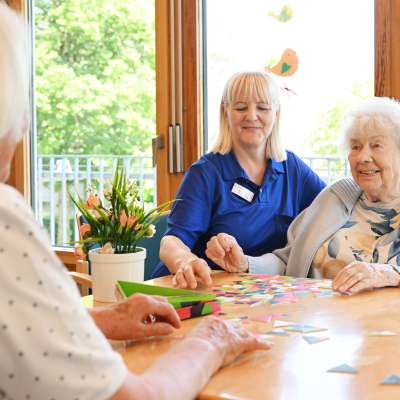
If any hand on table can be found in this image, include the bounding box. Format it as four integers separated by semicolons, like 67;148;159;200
206;233;248;273
184;316;273;367
172;257;212;289
332;261;400;294
89;293;181;341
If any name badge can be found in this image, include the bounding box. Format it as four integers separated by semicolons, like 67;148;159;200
231;183;254;203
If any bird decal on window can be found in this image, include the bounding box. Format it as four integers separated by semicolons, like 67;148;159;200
264;48;299;77
267;5;294;23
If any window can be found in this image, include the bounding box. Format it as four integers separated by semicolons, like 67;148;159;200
33;0;156;246
204;0;374;182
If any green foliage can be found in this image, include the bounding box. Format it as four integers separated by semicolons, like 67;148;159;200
35;0;155;156
68;158;176;253
307;81;373;157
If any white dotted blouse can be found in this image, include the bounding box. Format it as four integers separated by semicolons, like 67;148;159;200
0;183;127;400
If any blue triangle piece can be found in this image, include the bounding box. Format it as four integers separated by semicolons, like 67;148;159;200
328;364;358;373
381;374;400;384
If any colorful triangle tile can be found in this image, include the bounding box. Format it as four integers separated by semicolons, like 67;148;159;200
303;326;327;333
369;329;396;336
274;320;297;328
250;315;272;323
215;313;239;319
380;374;400;384
327;364;358;373
272;313;293;319
303;336;329;344
282;324;303;332
266;328;290;336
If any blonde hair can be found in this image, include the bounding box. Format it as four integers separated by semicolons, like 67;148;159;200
210;71;286;162
340;97;400;154
0;2;29;143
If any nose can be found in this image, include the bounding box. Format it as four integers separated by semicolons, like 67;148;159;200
245;105;258;121
357;146;373;163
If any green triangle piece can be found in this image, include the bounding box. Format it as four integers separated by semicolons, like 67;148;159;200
303;336;329;344
328;364;358;373
381;374;400;384
215;313;239;319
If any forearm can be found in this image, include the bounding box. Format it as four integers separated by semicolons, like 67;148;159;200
160;235;197;274
114;337;221;400
376;263;400;286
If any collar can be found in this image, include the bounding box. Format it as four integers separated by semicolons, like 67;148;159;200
220;151;285;187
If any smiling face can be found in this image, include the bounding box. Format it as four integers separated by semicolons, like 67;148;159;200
223;93;279;152
348;131;400;202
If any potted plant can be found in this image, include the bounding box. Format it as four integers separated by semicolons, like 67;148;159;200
68;158;176;302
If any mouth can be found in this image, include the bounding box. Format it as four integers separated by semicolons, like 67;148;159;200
243;127;261;131
359;170;380;176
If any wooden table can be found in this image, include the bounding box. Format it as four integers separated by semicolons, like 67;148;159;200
94;271;400;400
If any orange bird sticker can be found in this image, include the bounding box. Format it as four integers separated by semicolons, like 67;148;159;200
264;48;299;77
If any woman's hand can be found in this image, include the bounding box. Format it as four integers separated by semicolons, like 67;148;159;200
89;293;181;340
205;233;248;273
332;261;400;294
184;316;273;367
172;257;212;289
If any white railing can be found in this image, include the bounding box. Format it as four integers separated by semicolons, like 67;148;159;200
36;155;156;246
301;156;351;184
36;154;350;247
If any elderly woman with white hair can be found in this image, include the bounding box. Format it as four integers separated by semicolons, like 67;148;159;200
0;4;273;400
206;96;400;293
153;70;326;288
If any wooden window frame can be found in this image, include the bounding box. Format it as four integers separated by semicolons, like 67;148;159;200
8;0;398;269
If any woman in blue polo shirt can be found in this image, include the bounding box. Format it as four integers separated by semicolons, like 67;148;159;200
152;71;326;288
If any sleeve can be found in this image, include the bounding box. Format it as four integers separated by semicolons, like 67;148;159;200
165;162;214;249
248;208;308;275
0;191;127;400
292;154;327;212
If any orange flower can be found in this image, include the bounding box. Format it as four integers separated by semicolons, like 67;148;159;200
74;245;87;259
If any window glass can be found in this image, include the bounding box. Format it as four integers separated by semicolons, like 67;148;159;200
34;0;155;246
205;0;374;180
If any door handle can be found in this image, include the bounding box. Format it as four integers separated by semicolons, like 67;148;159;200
152;135;165;167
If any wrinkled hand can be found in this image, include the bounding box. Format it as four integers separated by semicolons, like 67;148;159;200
90;293;181;340
205;233;248;273
332;262;400;294
172;257;212;289
184;316;273;367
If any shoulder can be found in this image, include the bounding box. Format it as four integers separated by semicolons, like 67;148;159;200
282;150;311;172
312;178;361;209
185;152;222;178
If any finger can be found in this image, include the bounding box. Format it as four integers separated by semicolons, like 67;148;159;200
332;265;358;291
148;300;181;329
230;243;247;270
184;265;198;289
205;249;225;269
141;322;175;337
150;295;169;303
193;260;212;286
251;338;274;351
175;270;188;289
207;236;226;258
217;233;231;252
346;278;372;293
336;272;365;293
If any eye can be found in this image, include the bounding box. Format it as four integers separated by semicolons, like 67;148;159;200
257;107;269;111
235;107;247;111
373;143;382;149
351;145;360;150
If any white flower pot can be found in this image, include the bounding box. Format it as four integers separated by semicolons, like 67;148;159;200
89;247;146;303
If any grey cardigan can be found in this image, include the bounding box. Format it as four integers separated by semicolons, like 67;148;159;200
248;178;362;278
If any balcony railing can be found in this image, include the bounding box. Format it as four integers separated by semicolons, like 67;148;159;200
36;155;350;247
36;155;156;246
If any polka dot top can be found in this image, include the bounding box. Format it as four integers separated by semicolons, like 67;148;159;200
0;183;127;400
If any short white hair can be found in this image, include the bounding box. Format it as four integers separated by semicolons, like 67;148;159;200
340;97;400;154
210;71;287;162
0;2;29;143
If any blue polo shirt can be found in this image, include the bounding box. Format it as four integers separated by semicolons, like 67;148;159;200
152;150;326;278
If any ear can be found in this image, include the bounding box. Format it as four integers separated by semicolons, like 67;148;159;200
275;105;281;122
222;103;229;124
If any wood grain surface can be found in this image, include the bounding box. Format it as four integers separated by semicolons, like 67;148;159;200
93;271;400;400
